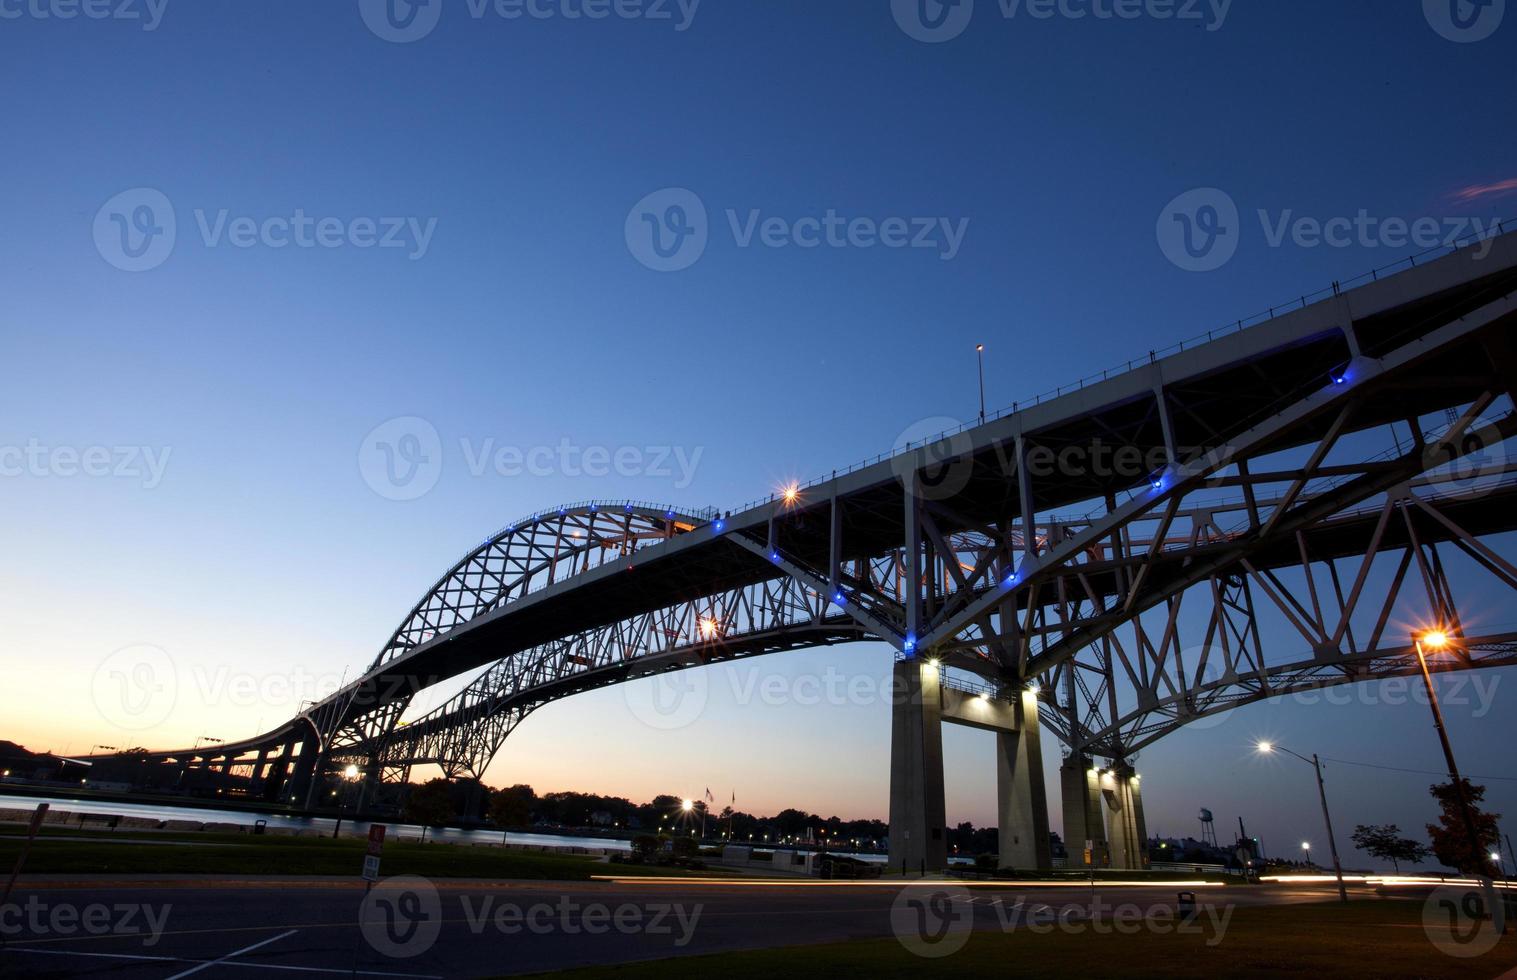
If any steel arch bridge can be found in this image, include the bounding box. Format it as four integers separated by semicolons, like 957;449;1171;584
119;229;1517;870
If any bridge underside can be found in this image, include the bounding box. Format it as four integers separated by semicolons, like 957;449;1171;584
111;230;1517;871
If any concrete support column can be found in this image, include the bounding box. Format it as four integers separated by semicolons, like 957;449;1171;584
888;659;947;875
996;690;1051;870
1060;756;1108;868
1104;767;1149;870
288;738;321;809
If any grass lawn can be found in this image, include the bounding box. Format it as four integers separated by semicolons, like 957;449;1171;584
522;900;1517;980
0;832;718;880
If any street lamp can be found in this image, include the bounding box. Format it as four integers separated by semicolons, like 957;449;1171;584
975;344;987;424
1301;841;1312;867
1415;628;1507;933
1255;741;1347;903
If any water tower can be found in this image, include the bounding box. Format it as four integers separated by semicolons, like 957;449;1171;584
1198;808;1218;847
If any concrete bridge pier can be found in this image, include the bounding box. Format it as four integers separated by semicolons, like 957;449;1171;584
888;658;947;875
889;660;1055;874
1103;765;1148;871
1060;756;1109;868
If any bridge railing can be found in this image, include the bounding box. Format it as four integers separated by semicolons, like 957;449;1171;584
724;219;1515;517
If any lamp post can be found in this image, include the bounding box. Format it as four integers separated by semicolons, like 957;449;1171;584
975;344;986;424
1302;841;1312;868
1256;742;1347;903
1412;629;1505;933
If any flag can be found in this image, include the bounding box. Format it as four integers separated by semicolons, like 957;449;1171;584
705;787;714;803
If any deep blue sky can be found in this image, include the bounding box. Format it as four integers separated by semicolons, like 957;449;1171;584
3;1;1515;865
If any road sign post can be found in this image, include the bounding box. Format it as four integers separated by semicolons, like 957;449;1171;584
362;824;386;882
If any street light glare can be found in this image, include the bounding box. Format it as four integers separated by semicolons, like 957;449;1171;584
1419;629;1450;650
343;764;359;779
681;798;694;812
1257;741;1273;753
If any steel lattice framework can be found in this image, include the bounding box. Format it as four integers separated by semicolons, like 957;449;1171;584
124;230;1517;807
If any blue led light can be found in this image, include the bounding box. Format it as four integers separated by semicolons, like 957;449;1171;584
832;591;846;606
770;550;780;563
713;519;726;533
904;634;917;654
1003;572;1019;587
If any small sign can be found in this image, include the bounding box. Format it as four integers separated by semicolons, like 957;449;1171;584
362;824;387;881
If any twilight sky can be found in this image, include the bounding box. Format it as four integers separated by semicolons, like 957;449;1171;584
2;0;1515;863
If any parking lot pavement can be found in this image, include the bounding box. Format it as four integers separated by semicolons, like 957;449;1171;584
0;877;1343;978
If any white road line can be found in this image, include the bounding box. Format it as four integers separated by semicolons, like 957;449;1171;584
3;946;442;978
165;929;299;979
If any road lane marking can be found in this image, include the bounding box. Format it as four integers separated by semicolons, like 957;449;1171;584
2;947;442;977
165;928;299;979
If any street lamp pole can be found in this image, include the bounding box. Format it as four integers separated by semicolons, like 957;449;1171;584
1413;630;1505;933
975;345;986;425
1256;742;1348;903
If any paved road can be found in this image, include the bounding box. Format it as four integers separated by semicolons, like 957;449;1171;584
0;875;1352;978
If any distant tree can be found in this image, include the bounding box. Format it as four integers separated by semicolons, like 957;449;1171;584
488;784;535;829
1427;779;1502;875
1351;824;1430;872
404;778;457;828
